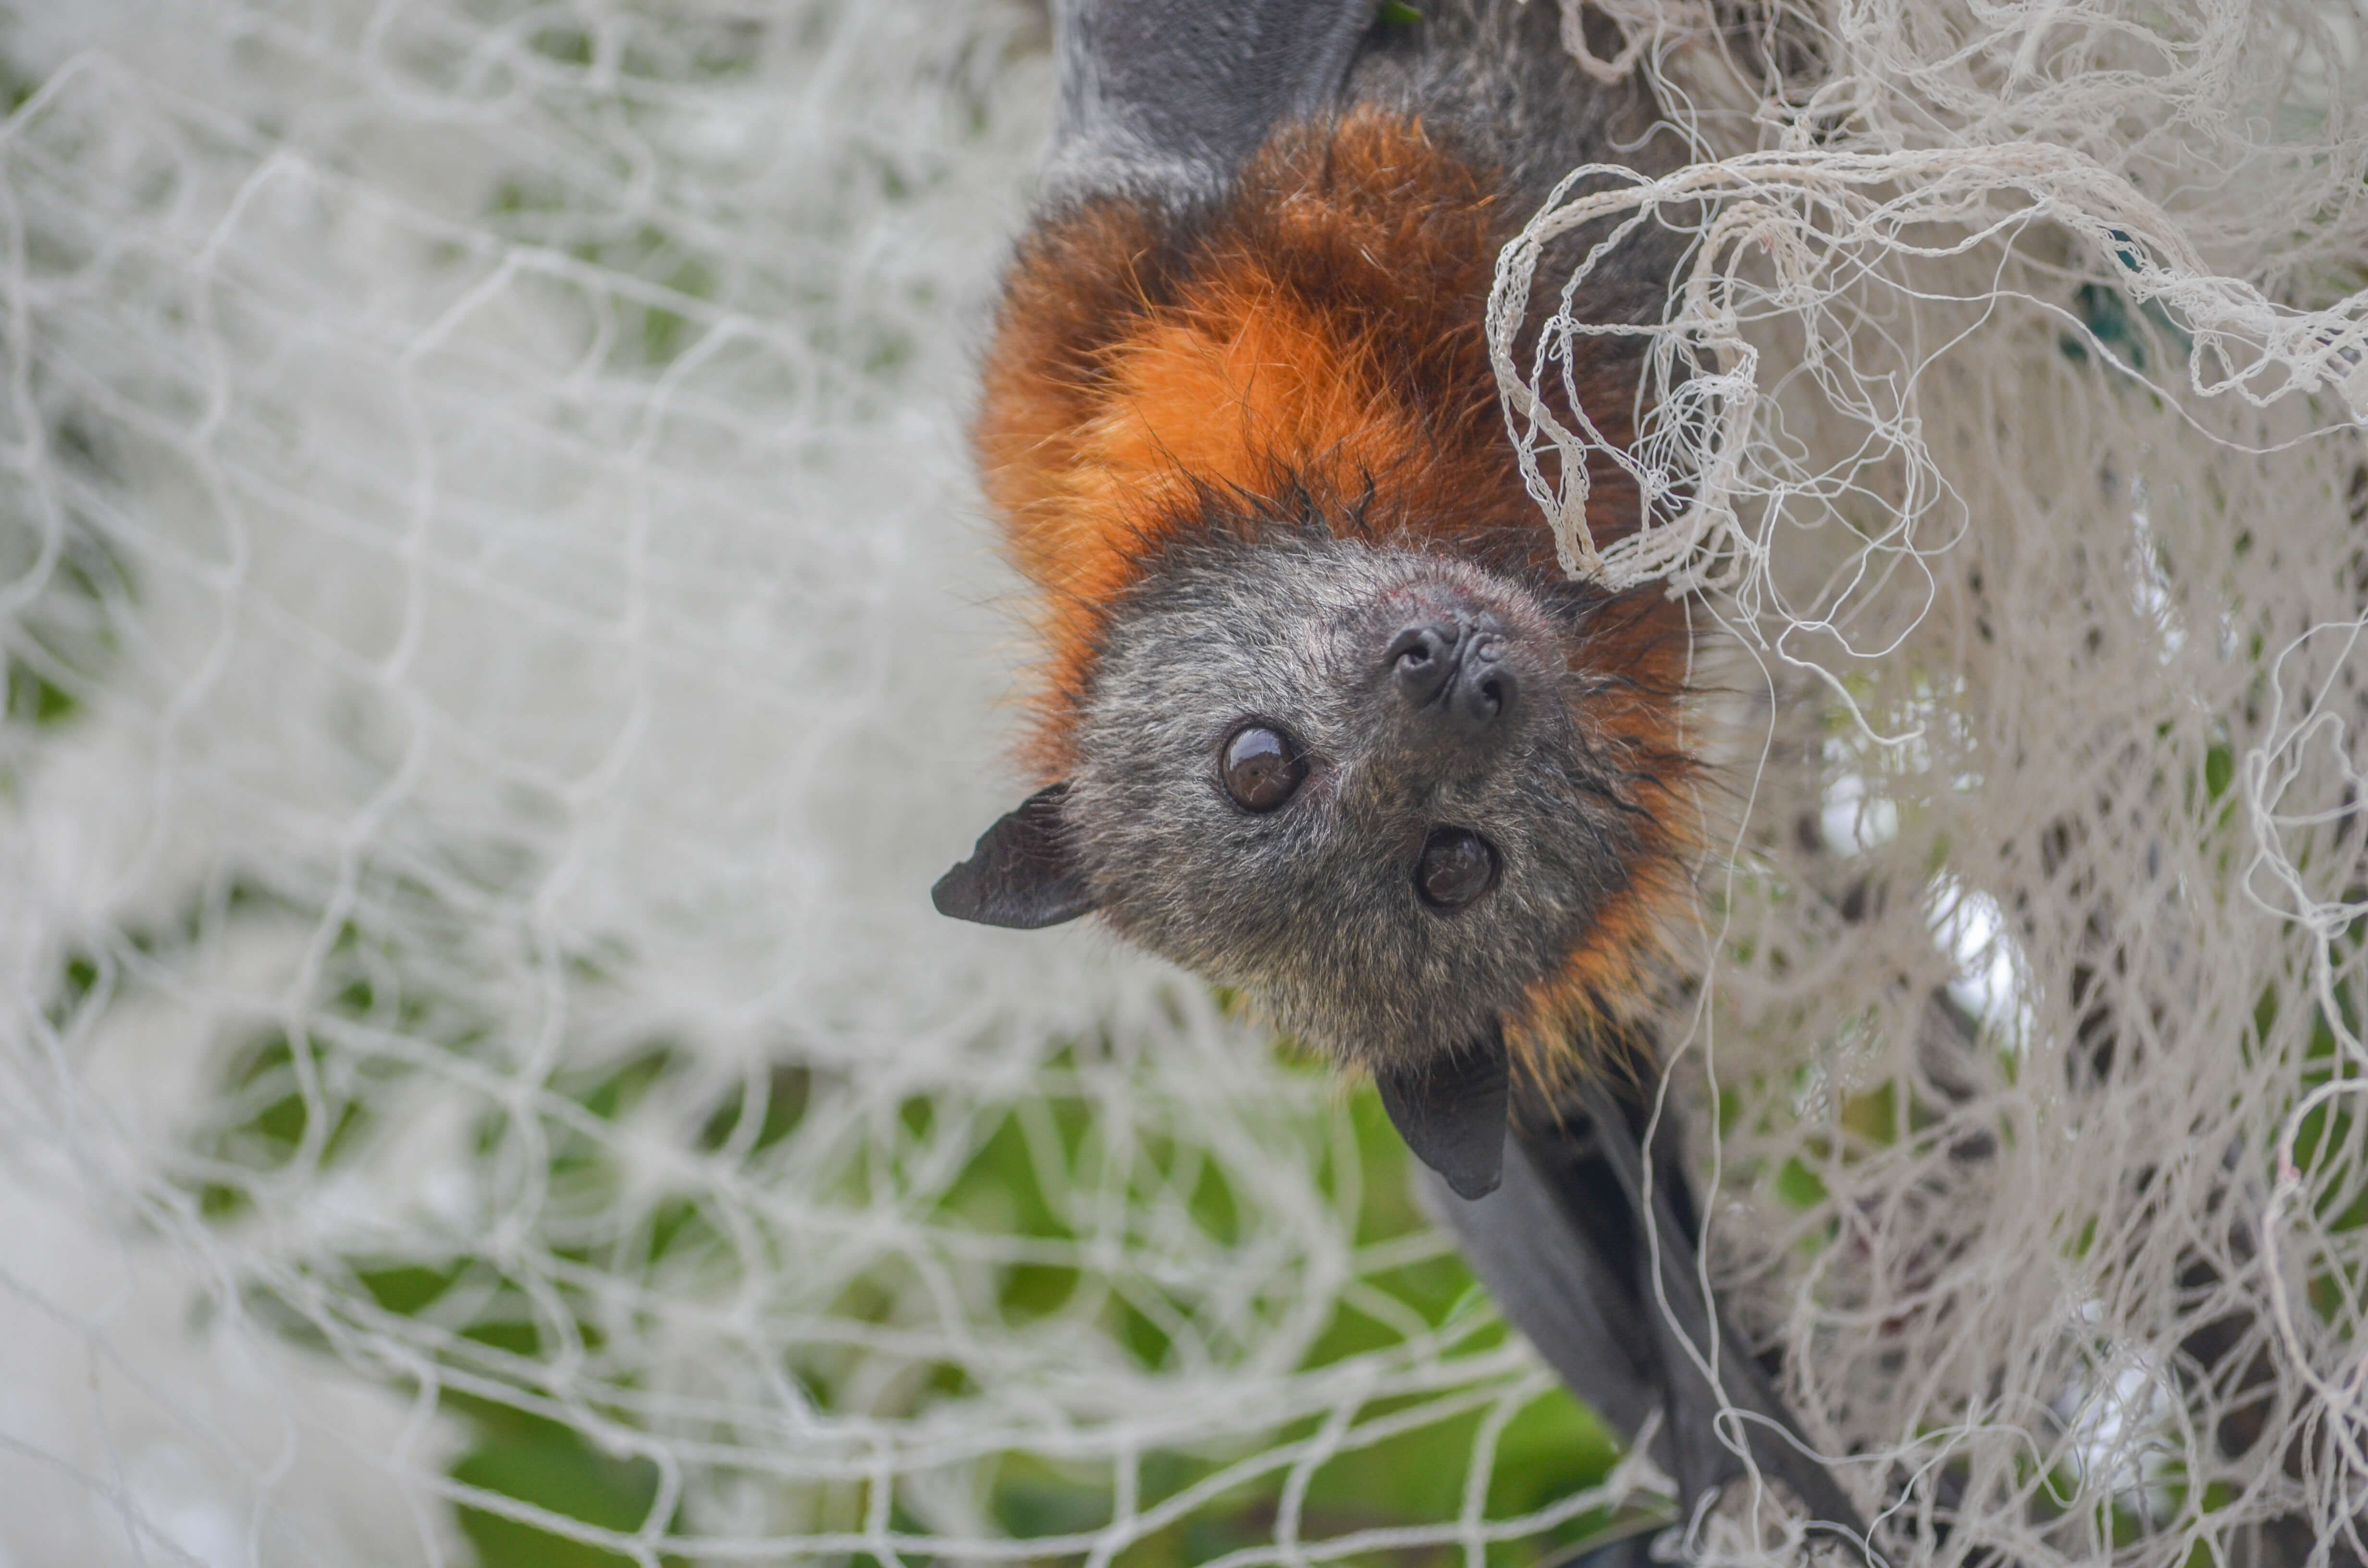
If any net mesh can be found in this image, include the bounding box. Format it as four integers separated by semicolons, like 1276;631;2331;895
0;1;2362;1566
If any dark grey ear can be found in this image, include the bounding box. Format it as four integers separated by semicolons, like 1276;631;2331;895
933;782;1097;930
1374;1021;1509;1200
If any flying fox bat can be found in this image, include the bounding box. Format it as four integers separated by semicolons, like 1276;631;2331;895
933;0;1867;1552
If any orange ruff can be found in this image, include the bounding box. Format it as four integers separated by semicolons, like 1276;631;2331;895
974;109;1693;1053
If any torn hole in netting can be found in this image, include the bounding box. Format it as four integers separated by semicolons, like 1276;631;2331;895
0;0;2364;1565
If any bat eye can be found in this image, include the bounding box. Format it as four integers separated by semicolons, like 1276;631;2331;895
1221;724;1307;812
1417;828;1498;910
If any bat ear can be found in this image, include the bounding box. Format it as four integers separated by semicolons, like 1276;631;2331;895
1375;1021;1510;1200
932;781;1098;930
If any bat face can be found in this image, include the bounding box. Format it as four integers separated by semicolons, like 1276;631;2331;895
937;521;1654;1195
1068;528;1639;1073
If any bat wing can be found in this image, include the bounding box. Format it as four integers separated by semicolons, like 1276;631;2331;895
1424;1072;1870;1557
1042;0;1380;212
1427;1122;1666;1449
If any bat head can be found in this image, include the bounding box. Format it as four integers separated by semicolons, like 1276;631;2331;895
935;526;1652;1198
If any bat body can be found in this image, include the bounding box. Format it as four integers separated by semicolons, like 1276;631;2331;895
937;0;1868;1554
964;0;1691;1191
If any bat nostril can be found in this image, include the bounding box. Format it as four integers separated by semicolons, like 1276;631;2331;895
1460;638;1516;726
1387;622;1460;704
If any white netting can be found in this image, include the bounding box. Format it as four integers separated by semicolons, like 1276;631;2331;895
0;1;2361;1566
1490;0;2368;1561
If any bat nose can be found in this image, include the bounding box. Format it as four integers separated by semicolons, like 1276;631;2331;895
1386;622;1460;704
1386;615;1517;734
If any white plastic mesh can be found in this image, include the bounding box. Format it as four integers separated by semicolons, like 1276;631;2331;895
1492;0;2368;1561
0;2;2362;1567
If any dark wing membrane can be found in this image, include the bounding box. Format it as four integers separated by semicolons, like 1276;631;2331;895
1042;0;1380;212
1428;1132;1665;1441
1425;1072;1870;1554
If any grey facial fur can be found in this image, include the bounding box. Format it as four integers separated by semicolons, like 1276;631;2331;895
1064;524;1640;1071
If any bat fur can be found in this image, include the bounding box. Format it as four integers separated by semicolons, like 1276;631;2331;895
934;1;1872;1556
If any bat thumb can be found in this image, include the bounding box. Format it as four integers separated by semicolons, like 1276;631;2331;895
1374;1022;1509;1199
